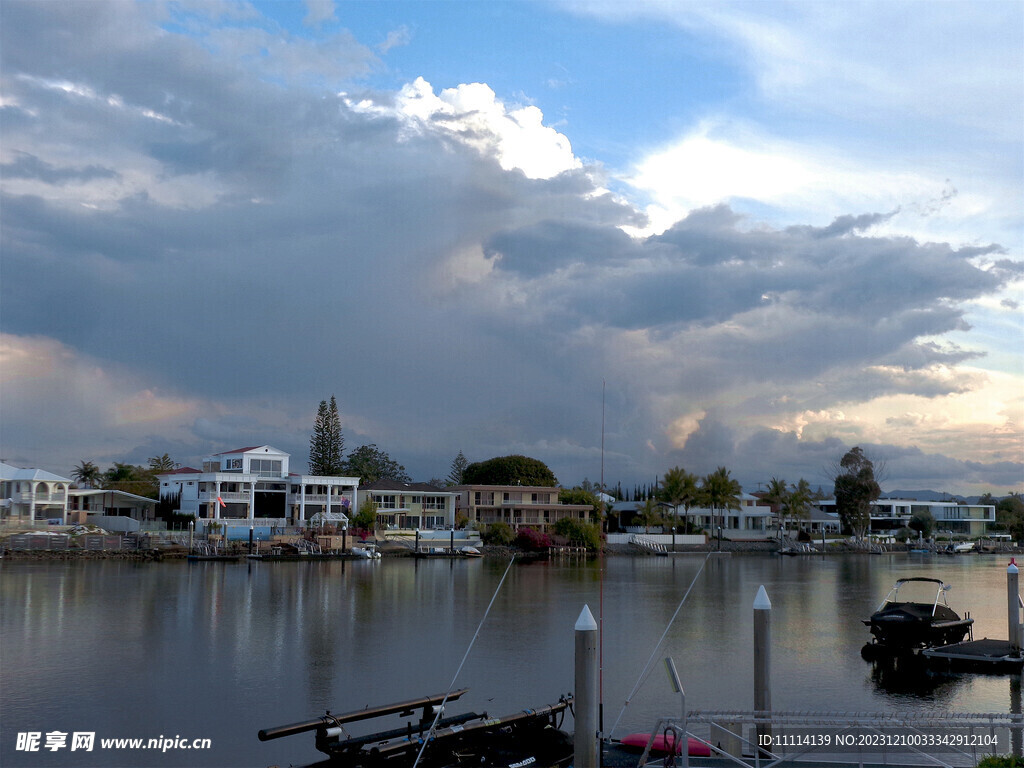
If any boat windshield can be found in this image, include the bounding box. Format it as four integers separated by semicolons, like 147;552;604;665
878;578;951;616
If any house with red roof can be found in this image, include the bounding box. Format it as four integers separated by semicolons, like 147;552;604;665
157;445;359;531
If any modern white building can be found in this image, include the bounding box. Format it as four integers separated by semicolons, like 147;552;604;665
674;493;774;539
0;462;72;524
156;445;359;530
816;498;996;537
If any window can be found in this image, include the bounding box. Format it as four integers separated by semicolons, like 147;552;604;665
373;494;397;509
249;459;282;476
226;458;243;470
475;491;494;505
423;496;445;510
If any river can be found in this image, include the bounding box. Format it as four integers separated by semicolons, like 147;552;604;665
0;553;1019;767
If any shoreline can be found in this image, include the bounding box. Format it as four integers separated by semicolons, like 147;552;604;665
3;539;1020;562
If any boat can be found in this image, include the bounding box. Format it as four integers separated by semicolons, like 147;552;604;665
862;577;973;652
618;732;712;757
954;542;976;553
459;545;483;557
258;689;573;768
351;543;381;559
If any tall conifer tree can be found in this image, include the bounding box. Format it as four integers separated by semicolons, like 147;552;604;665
309;395;344;475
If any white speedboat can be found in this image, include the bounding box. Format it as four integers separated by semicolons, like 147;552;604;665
351;543;381;559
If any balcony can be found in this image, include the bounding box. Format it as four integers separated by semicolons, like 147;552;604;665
199;491;250;502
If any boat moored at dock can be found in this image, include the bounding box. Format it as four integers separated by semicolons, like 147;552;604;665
862;577;973;654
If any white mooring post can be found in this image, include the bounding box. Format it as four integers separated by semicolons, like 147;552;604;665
575;604;599;768
754;585;772;754
1010;559;1021;655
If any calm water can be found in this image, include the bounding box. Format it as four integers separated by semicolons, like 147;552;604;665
1;553;1019;767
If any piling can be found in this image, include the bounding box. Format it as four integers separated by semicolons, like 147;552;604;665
1010;559;1021;655
574;604;598;768
754;585;772;754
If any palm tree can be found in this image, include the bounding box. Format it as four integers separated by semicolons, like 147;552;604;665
781;478;813;534
72;460;102;489
701;466;742;547
763;477;789;536
634;497;662;534
659;466;700;535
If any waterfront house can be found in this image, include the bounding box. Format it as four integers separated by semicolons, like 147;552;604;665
156;445;359;531
453;485;595;533
67;489;158;526
0;462;71;525
815;498;996;537
358;480;457;530
669;493;773;540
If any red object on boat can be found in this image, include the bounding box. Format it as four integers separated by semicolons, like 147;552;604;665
620;733;712;756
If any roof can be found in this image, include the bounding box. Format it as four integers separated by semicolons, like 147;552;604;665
361;479;452;493
69;489;158;505
161;466;203;475
216;445;264;455
0;462;71;483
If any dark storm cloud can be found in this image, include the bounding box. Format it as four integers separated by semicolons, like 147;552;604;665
1;152;120;184
1;0;1018;491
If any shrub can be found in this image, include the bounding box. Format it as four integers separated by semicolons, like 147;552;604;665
515;527;551;551
481;521;514;546
977;757;1024;768
552;518;602;551
896;526;917;541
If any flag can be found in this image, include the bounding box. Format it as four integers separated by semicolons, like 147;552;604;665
217;496;226;508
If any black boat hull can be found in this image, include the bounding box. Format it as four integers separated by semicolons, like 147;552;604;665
863;602;972;650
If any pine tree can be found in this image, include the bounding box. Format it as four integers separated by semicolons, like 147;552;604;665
447;450;469;486
309;395;344;475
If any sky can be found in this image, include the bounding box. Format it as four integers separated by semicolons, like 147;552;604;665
1;0;1022;497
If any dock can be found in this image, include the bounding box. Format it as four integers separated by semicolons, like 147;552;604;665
922;638;1024;671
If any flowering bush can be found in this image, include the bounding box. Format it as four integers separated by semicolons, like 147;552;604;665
515;527;551;551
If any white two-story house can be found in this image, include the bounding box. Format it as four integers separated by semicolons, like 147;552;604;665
157;445;359;530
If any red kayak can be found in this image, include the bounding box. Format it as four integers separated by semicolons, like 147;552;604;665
620;732;712;757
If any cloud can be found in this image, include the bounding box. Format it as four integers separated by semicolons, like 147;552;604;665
303;0;336;28
0;0;1020;494
356;77;583;180
378;25;411;54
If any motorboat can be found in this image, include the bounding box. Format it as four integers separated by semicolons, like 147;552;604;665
351;543;381;559
258;688;573;768
863;577;973;651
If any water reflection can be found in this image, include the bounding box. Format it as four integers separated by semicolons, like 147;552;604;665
0;554;1018;768
865;654;967;701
